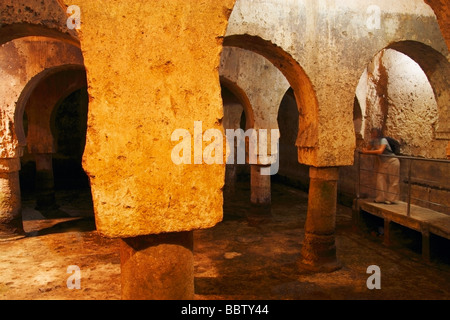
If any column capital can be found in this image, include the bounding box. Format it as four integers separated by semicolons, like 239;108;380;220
0;158;21;173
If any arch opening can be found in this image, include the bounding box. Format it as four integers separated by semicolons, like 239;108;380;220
6;38;92;218
355;41;449;159
342;39;450;208
275;87;310;192
386;41;450;141
223;34;319;164
220;76;254;130
19;70;92;218
14;64;86;149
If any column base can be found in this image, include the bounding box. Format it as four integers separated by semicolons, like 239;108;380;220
0;218;26;242
247;204;272;226
297;259;342;273
249;203;272;216
250;165;271;206
0;159;25;241
120;231;194;300
298;233;342;273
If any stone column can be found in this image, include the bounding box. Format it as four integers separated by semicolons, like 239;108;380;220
224;164;238;197
34;153;57;211
250;164;271;215
0;158;25;241
120;231;194;300
299;167;341;272
63;0;236;300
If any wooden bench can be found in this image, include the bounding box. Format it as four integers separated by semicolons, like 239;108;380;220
353;199;450;261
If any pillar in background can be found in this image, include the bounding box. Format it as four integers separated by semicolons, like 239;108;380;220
299;167;341;272
0;158;25;241
120;232;194;300
250;164;271;215
34;153;57;211
224;163;238;197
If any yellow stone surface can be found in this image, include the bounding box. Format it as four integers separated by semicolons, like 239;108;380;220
64;0;236;238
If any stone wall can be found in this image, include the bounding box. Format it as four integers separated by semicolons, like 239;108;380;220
383;49;447;159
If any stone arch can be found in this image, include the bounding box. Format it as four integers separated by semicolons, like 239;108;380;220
219;76;254;130
223;35;319;164
49;86;88;156
15;64;86;150
0;0;84;159
0;23;80;48
278;88;298;149
0;36;85;158
219;46;290;209
22;66;87;155
277;87;310;189
48;87;90;194
357;40;450;143
219;77;250;201
0;0;79;47
386;41;450;141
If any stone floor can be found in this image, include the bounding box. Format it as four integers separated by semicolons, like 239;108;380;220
1;180;450;300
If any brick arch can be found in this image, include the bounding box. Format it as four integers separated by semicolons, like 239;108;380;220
223;34;319;164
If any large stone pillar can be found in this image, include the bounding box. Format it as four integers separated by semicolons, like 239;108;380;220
299;167;341;272
0;158;25;241
120;232;194;300
62;0;236;300
34;153;57;211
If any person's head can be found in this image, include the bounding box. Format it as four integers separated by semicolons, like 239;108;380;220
370;128;382;139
